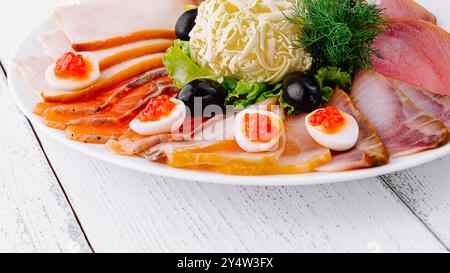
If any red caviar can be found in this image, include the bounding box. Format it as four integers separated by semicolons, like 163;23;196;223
54;52;88;78
139;95;176;122
309;106;345;133
245;113;277;143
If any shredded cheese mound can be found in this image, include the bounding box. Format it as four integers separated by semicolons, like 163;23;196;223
190;0;312;84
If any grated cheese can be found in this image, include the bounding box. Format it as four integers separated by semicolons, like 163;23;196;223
190;0;312;83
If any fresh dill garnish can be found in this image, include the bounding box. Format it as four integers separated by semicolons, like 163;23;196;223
287;0;388;73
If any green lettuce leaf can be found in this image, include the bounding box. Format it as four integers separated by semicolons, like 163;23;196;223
225;80;284;110
278;94;297;116
314;67;352;102
162;40;217;88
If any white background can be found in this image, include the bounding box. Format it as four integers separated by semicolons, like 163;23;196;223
0;0;449;252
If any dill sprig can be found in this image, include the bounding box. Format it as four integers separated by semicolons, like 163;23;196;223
287;0;388;73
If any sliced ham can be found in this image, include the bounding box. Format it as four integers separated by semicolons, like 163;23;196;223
351;71;448;157
388;78;450;130
266;114;331;175
14;53;164;103
316;90;389;172
13;56;57;96
372;18;450;96
53;0;191;51
372;0;436;23
106;116;217;156
40;30;172;70
143;114;331;175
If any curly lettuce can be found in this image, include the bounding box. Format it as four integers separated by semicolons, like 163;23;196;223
162;40;217;88
314;67;352;101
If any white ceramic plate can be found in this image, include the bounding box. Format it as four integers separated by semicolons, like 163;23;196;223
8;0;450;186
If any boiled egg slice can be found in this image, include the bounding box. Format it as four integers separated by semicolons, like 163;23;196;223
45;52;100;91
305;107;359;151
234;109;283;153
130;97;187;136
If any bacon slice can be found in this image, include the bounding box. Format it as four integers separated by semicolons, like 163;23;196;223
372;0;436;23
53;0;191;51
372;18;450;96
351;71;448;157
388;78;450;130
316;90;389;172
40;30;172;70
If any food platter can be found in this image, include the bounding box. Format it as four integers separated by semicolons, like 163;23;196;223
8;0;450;186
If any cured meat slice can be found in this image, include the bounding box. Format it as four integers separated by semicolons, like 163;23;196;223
13;56;56;96
53;0;191;51
144;113;331;175
40;30;172;70
372;0;436;23
146;131;287;175
316;90;389;172
372;18;450;96
42;53;165;103
351;71;448;157
125;100;291;175
265;114;331;175
14;53;164;103
388;78;450;130
106;116;212;156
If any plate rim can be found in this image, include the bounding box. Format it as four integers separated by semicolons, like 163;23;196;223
7;16;450;187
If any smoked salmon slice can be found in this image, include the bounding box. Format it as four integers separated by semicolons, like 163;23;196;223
316;90;389;172
41;77;173;130
34;68;170;116
65;125;130;144
53;0;192;51
34;70;175;144
373;0;436;23
372;18;450;96
351;71;448;157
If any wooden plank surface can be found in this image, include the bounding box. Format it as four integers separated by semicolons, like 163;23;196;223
381;157;450;248
0;65;91;252
1;0;449;252
33;139;448;252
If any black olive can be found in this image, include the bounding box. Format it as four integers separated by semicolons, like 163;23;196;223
175;9;198;41
282;72;322;113
178;79;228;115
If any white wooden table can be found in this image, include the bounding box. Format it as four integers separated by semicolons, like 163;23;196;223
1;0;449;253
